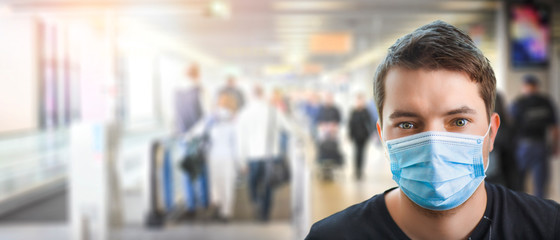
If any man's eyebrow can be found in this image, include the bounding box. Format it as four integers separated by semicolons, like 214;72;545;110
446;106;477;115
389;111;420;119
388;107;476;119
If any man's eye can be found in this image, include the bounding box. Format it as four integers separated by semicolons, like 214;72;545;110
454;119;468;127
398;122;414;129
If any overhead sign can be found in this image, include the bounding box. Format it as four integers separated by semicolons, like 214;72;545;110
309;33;352;54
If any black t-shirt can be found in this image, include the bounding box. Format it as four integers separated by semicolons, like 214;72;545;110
305;182;560;239
511;94;557;141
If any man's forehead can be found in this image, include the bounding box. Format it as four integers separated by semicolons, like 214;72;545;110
385;67;474;79
382;67;485;119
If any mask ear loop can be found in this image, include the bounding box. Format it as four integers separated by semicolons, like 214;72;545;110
483;123;492;138
483;123;492;172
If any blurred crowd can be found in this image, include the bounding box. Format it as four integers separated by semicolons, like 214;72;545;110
173;62;384;223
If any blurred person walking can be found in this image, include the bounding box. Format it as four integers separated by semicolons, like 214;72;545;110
236;85;291;222
348;94;374;180
174;63;209;216
510;75;559;198
206;93;240;222
175;63;204;134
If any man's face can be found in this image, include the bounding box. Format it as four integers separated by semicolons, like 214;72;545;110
378;67;499;168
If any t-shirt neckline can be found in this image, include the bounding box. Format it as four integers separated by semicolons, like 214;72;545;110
379;183;493;239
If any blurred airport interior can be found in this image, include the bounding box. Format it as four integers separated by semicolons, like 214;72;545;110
0;0;560;239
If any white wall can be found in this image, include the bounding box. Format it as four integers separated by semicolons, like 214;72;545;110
0;16;38;134
125;52;156;128
157;56;185;128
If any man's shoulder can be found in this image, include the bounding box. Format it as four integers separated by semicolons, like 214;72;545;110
490;182;559;210
315;198;373;225
305;193;387;239
487;183;560;230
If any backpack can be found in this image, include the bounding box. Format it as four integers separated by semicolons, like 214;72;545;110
180;135;208;180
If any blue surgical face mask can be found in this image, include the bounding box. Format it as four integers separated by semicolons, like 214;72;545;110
382;126;491;211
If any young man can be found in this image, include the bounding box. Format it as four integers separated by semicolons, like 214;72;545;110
305;21;560;239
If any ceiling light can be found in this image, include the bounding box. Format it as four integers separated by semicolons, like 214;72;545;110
205;0;231;19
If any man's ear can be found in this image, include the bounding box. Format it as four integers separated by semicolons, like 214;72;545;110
376;121;383;142
488;113;500;152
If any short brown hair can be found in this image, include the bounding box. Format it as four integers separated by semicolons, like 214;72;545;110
373;20;496;124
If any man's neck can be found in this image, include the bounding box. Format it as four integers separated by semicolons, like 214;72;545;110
385;182;487;240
